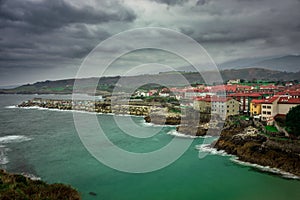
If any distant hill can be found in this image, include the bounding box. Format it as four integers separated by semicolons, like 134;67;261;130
250;55;300;72
220;55;300;72
0;68;299;94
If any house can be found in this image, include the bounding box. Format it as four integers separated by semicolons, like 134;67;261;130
211;97;240;119
193;96;211;113
227;79;240;85
261;96;280;124
250;99;265;116
228;92;262;114
260;96;300;125
184;88;213;99
277;97;300;116
194;96;239;119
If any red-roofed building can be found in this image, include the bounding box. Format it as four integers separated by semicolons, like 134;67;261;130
211;97;239;119
228;92;263;114
261;96;280;124
237;85;252;92
259;84;279;93
185;88;215;99
193;96;212;113
193;95;239;119
250;99;266;117
260;96;300;125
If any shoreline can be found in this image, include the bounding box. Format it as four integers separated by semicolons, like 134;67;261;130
8;98;300;180
196;143;300;180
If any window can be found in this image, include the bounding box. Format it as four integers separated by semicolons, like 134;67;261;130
254;111;257;114
263;111;266;114
267;106;271;109
262;106;266;108
267;111;271;115
254;105;257;108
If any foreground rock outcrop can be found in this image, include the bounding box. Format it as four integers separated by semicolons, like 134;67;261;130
214;118;300;176
0;170;81;200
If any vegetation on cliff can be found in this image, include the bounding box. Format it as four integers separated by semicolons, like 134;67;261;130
286;105;300;136
0;170;81;200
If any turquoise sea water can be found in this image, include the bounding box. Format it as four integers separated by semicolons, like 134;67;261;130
1;94;300;200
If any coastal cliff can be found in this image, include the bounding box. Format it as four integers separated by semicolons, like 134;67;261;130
214;117;300;176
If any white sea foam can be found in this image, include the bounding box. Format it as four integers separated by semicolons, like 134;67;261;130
196;144;299;179
16;106;145;117
196;144;229;156
0;156;9;165
230;157;300;180
21;172;41;181
0;145;9;165
167;130;198;138
4;105;17;109
142;122;177;128
0;135;32;144
166;129;217;139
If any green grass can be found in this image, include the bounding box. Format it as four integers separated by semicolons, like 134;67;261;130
239;115;249;120
258;132;289;141
265;125;279;133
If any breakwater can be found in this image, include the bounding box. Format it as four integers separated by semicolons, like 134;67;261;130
18;98;152;116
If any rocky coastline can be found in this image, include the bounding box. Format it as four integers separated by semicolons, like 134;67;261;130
214;117;300;177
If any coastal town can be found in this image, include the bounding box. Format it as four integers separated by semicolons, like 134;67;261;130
16;79;300;177
141;79;300;125
18;79;300;135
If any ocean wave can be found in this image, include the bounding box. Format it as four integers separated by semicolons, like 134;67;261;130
0;135;32;144
195;144;229;156
230;157;300;180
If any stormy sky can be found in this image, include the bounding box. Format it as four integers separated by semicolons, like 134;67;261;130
0;0;300;86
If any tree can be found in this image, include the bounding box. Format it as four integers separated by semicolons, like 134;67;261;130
286;105;300;137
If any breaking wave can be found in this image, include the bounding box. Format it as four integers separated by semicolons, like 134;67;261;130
196;144;229;156
230;158;300;180
0;135;32;144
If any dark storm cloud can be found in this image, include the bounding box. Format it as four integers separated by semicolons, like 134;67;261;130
196;0;209;6
0;0;300;85
149;0;189;6
177;0;300;48
0;0;136;33
0;0;137;85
